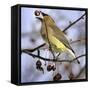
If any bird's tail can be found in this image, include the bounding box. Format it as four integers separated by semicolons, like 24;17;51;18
66;48;80;64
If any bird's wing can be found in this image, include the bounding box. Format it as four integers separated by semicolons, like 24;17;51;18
49;25;75;54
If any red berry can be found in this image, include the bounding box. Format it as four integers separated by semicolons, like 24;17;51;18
52;65;56;71
36;66;40;69
36;60;42;66
53;73;62;81
35;10;40;16
47;65;52;71
69;73;75;80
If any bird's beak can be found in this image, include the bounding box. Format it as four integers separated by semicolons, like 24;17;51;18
36;17;42;21
40;12;48;16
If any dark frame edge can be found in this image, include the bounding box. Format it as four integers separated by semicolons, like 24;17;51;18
11;5;21;85
12;4;88;10
85;9;88;81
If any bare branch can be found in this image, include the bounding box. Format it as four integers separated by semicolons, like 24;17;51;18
22;50;85;63
21;43;46;53
63;13;86;32
70;39;85;44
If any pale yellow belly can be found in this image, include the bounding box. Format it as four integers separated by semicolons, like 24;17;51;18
41;32;67;53
49;34;67;52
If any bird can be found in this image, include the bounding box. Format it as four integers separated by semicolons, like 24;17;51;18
34;10;79;63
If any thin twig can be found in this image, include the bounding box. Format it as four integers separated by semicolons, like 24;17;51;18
56;53;61;60
21;43;46;53
70;54;85;62
70;39;85;44
63;13;86;32
22;50;85;63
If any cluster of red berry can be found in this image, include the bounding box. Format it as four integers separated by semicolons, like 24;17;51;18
53;73;62;81
36;60;62;81
47;65;56;71
36;60;44;73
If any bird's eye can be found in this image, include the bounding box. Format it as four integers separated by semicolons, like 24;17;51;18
35;10;40;16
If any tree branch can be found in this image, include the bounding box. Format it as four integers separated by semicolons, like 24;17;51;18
21;43;46;53
70;39;85;44
22;50;85;63
63;13;86;32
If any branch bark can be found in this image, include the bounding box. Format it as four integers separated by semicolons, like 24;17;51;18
22;49;85;63
63;13;86;32
21;43;46;53
70;39;85;44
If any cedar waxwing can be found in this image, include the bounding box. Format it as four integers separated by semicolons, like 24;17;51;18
35;10;79;62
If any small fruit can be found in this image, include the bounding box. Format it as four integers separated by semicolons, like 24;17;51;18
52;65;56;71
69;73;75;80
36;66;39;69
53;73;62;81
36;60;42;67
36;66;44;74
35;10;40;16
47;65;52;71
